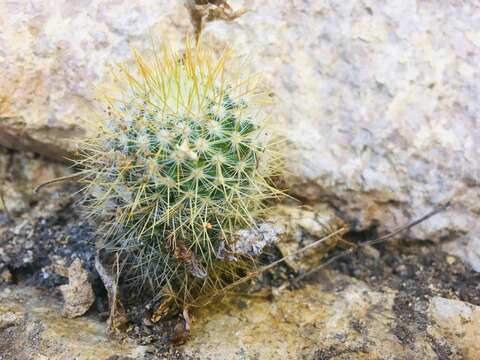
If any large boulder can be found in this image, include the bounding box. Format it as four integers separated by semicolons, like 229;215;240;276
0;1;478;268
0;0;193;159
200;0;480;269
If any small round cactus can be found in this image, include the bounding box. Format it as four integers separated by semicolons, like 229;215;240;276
78;42;282;308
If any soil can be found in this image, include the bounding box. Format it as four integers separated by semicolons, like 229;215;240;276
330;238;480;306
324;236;480;357
0;188;97;288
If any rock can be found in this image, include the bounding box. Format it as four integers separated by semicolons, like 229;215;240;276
199;0;480;270
0;147;71;215
0;269;12;285
271;204;345;272
0;0;193;161
0;310;19;331
443;231;480;271
2;1;477;268
428;297;480;359
0;286;148;359
58;258;95;318
183;270;480;359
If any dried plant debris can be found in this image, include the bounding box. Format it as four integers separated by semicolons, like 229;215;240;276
95;254;129;335
187;0;248;37
232;221;284;257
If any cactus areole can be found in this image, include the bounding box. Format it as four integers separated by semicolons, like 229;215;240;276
77;41;282;307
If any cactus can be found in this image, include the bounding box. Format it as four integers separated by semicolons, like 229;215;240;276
77;42;282;308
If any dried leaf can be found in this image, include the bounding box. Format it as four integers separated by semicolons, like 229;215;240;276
151;296;174;323
166;235;207;279
187;0;248;39
169;308;191;345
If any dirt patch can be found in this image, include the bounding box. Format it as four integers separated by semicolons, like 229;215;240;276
0;190;97;289
325;237;480;354
330;239;479;305
2;149;479;359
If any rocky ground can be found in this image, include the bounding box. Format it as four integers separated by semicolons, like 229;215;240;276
0;149;479;360
1;1;480;359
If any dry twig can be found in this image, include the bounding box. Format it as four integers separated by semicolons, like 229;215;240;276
294;201;452;283
33;173;84;194
95;253;129;335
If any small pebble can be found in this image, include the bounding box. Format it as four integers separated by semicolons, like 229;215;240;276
446;255;456;265
0;269;12;283
0;311;18;330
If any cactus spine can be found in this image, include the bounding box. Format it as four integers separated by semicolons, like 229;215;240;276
77;41;282;308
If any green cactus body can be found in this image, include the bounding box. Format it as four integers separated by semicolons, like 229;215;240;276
78;43;281;307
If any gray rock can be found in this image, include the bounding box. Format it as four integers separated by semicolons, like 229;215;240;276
58;259;95;319
428;296;480;359
0;0;193;160
200;0;480;269
1;0;478;270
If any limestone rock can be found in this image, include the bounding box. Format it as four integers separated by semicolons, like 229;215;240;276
0;0;193;161
0;286;148;360
183;270;480;359
443;230;480;272
1;0;479;270
200;0;480;269
428;297;480;359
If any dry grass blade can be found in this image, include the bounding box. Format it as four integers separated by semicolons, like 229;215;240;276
33;173;85;194
0;188;11;219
